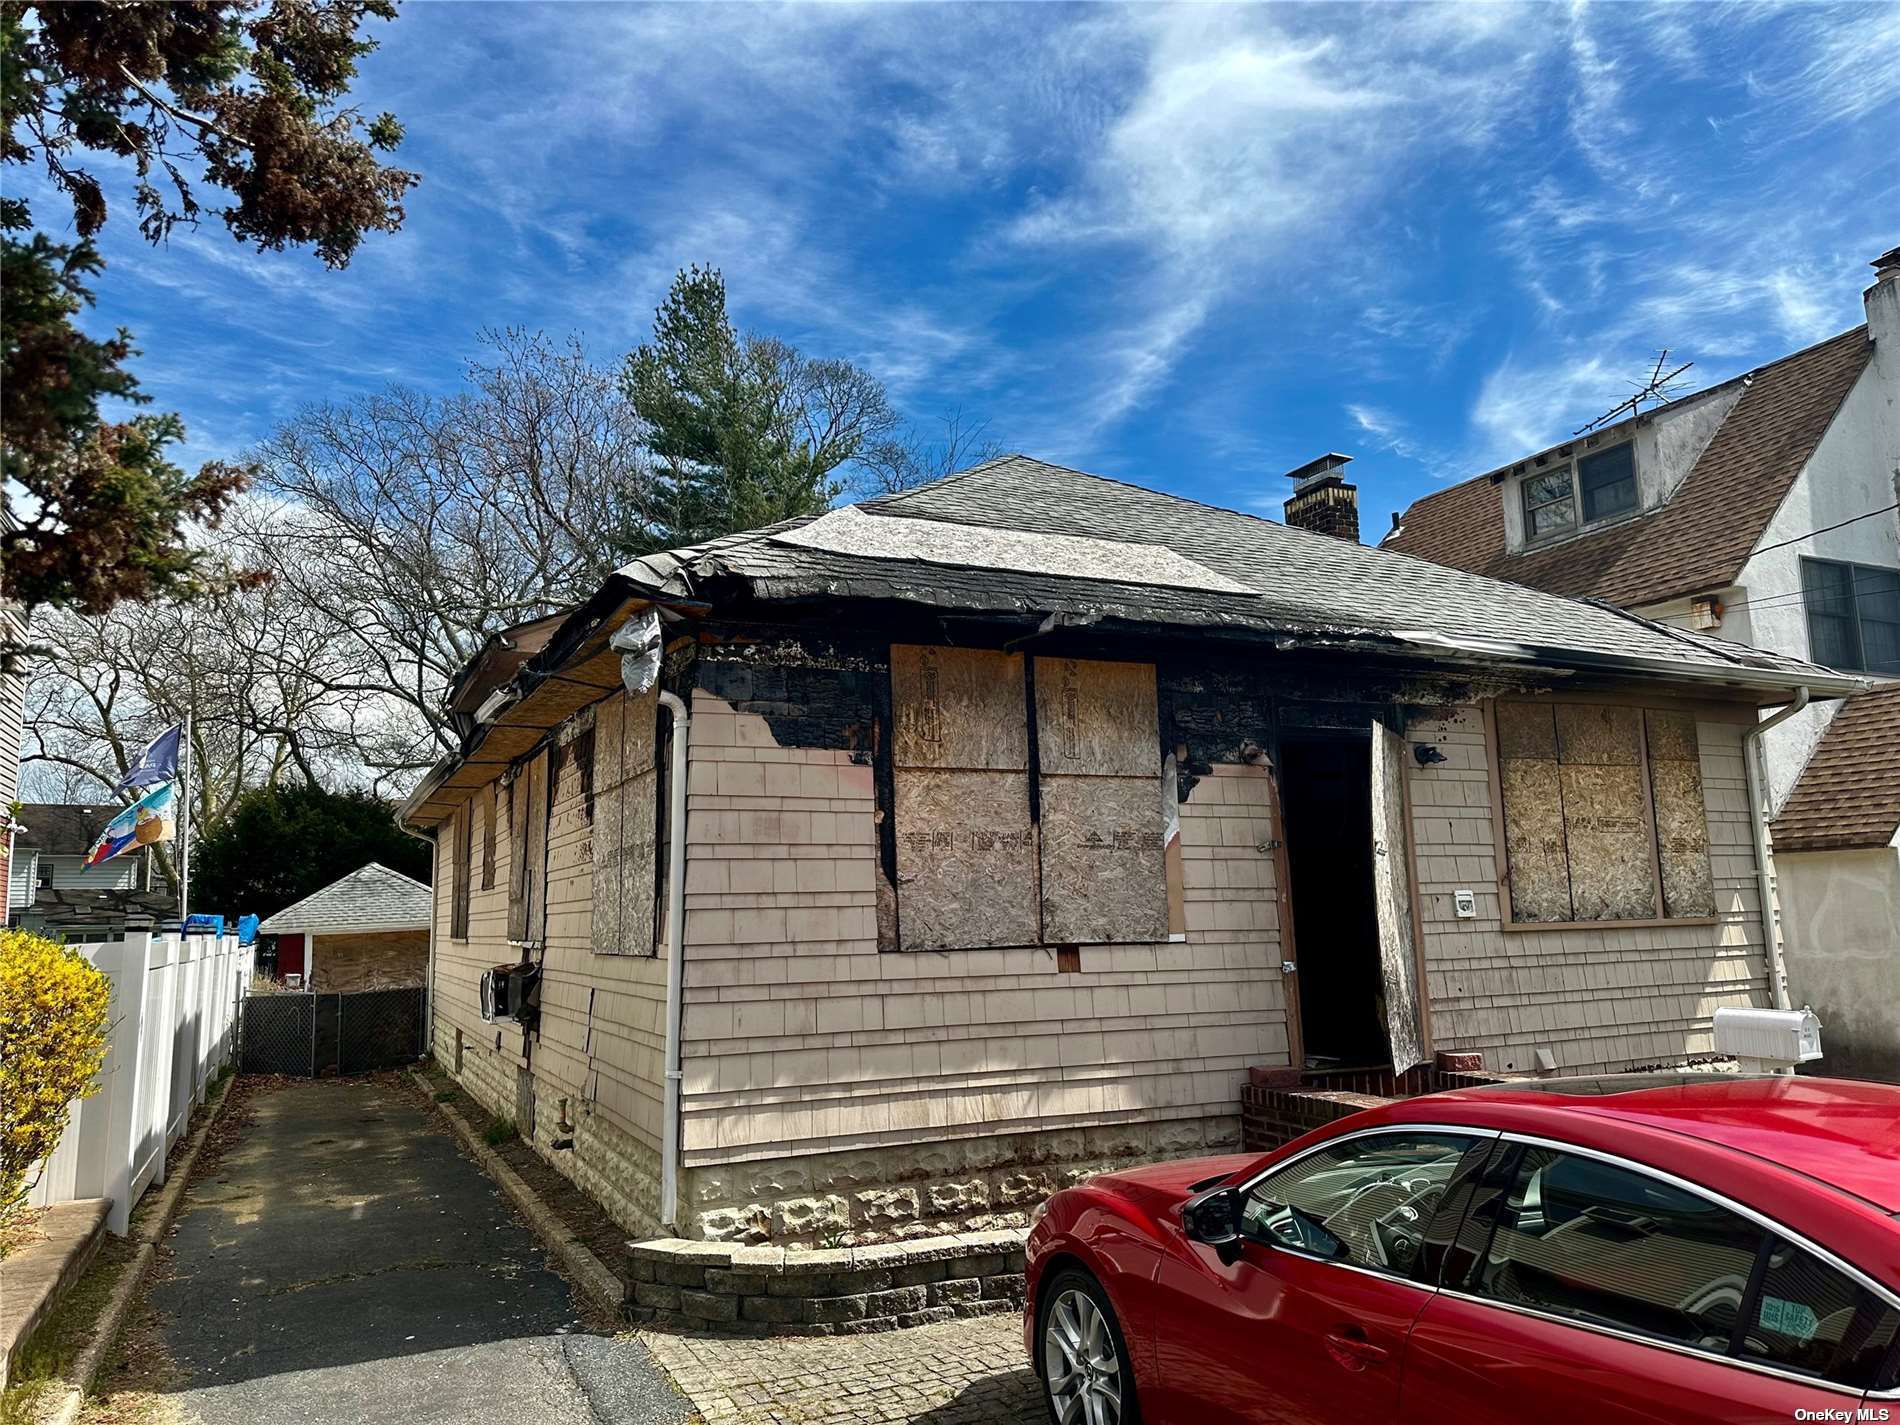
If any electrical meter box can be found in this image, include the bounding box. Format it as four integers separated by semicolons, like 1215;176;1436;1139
1713;1006;1823;1068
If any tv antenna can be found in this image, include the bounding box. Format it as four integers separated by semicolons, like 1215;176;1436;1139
1575;349;1694;435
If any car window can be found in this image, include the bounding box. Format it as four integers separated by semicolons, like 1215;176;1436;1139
1468;1146;1762;1352
1741;1240;1900;1389
1240;1131;1481;1278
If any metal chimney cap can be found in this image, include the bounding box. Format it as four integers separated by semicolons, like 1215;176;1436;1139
1283;452;1353;483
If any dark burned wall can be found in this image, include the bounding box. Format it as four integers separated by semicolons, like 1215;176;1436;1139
685;613;1512;794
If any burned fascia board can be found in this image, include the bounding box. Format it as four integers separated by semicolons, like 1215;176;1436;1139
398;575;712;830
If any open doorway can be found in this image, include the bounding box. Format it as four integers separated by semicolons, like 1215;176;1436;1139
1279;734;1391;1069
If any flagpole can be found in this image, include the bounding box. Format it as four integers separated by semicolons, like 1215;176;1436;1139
178;707;192;929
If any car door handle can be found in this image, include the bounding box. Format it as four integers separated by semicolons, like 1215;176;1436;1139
1324;1326;1389;1372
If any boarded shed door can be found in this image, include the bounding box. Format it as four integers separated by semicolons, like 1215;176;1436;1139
1371;718;1428;1074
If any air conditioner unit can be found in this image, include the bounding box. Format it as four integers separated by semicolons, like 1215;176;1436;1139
1714;1006;1823;1071
479;961;541;1028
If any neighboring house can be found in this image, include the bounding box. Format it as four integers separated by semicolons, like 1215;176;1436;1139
257;863;432;992
1385;246;1900;1078
8;802;170;936
398;452;1855;1245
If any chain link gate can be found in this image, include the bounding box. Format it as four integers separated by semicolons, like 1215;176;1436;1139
242;988;426;1076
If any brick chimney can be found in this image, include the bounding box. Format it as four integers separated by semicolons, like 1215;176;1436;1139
1282;453;1360;542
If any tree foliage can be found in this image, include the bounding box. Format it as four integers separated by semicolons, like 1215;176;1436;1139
0;928;110;1223
191;781;428;920
623;266;905;550
1;0;416;658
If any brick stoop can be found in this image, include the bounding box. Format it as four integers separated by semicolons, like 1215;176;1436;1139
628;1230;1027;1336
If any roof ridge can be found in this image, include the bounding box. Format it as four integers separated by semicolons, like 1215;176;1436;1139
1401;322;1870;515
857;453;1026;509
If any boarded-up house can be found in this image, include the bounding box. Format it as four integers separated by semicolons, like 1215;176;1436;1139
258;863;431;991
399;456;1859;1243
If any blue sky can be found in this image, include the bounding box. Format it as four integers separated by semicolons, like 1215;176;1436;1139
49;1;1900;530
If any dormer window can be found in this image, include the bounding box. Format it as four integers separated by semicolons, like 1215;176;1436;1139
1519;442;1638;541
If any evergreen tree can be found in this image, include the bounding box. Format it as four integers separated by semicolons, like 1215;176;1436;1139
191;783;428;920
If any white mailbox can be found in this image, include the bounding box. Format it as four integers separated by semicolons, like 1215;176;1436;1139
1714;1006;1823;1068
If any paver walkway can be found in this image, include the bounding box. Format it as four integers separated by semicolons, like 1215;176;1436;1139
643;1316;1041;1425
148;1077;690;1425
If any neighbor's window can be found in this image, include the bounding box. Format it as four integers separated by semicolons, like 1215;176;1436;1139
1493;701;1716;925
1800;558;1900;675
1519;441;1638;542
589;688;662;957
887;645;1170;951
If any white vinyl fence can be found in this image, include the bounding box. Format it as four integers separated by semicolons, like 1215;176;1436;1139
27;928;255;1235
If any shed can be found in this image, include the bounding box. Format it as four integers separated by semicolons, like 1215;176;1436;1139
258;863;432;992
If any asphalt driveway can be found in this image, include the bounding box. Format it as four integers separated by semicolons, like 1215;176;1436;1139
148;1076;690;1425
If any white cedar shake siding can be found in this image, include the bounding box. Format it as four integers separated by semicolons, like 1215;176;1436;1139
426;662;1772;1243
1410;705;1767;1075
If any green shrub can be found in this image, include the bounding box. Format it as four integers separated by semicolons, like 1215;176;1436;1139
483;1117;516;1147
0;930;111;1222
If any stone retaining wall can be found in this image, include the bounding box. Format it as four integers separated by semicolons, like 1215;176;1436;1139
628;1229;1027;1336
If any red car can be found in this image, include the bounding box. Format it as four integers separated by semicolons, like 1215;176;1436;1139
1025;1074;1900;1424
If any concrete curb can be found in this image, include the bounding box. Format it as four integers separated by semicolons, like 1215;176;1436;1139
407;1070;628;1316
40;1072;237;1425
0;1199;109;1391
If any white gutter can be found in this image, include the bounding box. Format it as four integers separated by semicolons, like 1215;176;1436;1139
1741;688;1810;1012
657;690;690;1234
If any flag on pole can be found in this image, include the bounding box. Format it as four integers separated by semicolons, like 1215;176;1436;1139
111;723;183;797
85;781;177;867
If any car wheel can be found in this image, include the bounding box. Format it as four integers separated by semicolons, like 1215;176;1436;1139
1039;1268;1139;1425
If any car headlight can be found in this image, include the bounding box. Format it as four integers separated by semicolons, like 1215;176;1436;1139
1029;1198;1050;1228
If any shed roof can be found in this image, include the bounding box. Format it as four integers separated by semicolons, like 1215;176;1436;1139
1381;325;1872;607
258;862;432;935
1771;683;1900;852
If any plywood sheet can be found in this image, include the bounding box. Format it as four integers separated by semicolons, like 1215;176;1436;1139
894;769;1038;950
1496;702;1558;760
1559;763;1657;921
616;768;659;953
1647;711;1715;918
592;738;625;955
1500;757;1573;922
1556;704;1643;766
1037;775;1167;944
1034;657;1159;777
890;644;1027;770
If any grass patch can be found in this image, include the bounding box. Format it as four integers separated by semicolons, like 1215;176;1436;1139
0;1234;137;1425
482;1117;517;1147
432;1090;457;1104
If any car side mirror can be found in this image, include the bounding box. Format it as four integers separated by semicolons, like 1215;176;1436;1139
1183;1186;1244;1263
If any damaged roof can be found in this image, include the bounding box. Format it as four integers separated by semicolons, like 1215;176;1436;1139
399;453;1863;829
618;453;1856;692
1381;325;1872;607
1771;684;1900;852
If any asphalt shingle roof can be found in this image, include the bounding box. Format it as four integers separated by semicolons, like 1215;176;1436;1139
1771;684;1900;852
16;803;115;856
258;862;432;935
1381;326;1873;607
618;454;1852;692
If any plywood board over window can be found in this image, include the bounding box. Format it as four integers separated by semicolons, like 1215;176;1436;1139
1492;699;1715;928
1034;657;1167;945
890;645;1037;950
1645;709;1716;918
450;801;472;940
1494;703;1573;923
591;689;659;956
1554;705;1657;922
507;748;551;945
480;784;497;892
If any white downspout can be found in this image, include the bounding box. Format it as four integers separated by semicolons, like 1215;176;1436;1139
657;690;690;1235
1742;688;1809;1012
